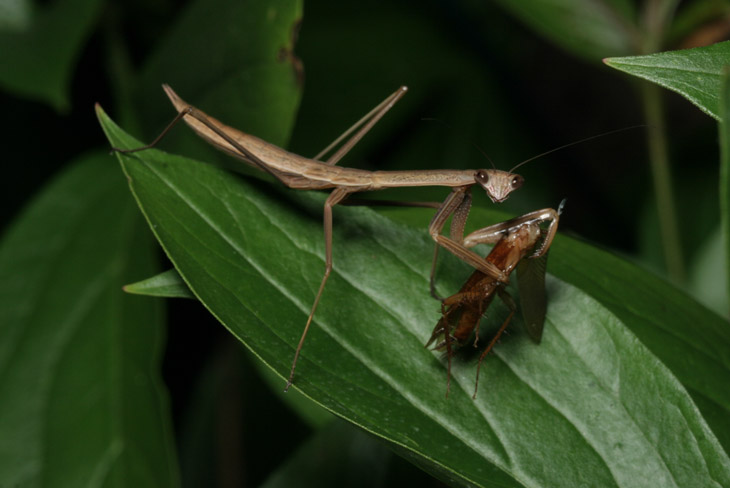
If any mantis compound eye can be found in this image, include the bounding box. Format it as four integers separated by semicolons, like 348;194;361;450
511;175;524;190
475;170;490;184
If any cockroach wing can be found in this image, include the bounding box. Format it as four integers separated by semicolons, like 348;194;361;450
516;252;549;343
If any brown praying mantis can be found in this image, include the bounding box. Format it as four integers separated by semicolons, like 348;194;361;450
113;84;533;390
427;200;563;398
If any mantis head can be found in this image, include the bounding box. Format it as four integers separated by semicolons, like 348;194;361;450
475;169;524;203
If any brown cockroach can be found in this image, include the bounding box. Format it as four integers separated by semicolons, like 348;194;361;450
427;202;563;398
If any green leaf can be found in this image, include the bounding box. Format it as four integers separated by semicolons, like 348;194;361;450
125;268;196;299
721;67;730;314
605;41;730;120
548;229;730;454
133;0;303;161
260;420;396;488
99;109;730;487
687;226;729;316
175;342;334;485
0;0;31;31
0;153;178;486
492;0;636;60
0;0;103;110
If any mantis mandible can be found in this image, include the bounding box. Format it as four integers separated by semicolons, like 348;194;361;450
427;202;563;398
113;85;527;389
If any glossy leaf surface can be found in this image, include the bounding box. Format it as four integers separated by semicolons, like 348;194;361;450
605;41;730;120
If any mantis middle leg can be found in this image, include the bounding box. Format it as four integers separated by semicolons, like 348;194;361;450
286;187;353;390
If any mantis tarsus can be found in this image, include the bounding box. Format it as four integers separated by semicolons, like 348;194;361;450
113;85;529;390
427;202;563;398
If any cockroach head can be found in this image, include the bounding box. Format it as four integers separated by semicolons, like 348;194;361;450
475;169;524;203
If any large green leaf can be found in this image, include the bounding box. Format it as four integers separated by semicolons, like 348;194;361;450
492;0;636;60
99;109;730;487
721;67;730;315
133;0;303;161
0;153;177;486
0;0;102;110
605;41;730;120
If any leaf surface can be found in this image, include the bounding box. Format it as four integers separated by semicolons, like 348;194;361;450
720;67;730;315
0;0;102;110
0;153;177;486
605;41;730;120
124;269;195;299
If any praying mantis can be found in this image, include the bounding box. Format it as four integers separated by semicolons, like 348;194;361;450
113;85;532;389
427;202;563;398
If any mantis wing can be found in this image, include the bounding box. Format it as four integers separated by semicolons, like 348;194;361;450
516;252;549;343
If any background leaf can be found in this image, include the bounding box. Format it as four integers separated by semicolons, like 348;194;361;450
124;269;196;299
259;420;397;488
131;0;303;162
0;0;103;110
688;225;728;315
721;67;730;315
0;153;177;486
99;110;730;487
605;41;730;120
489;0;637;60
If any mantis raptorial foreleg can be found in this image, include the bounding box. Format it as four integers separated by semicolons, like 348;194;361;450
463;205;562;257
429;187;472;299
428;187;509;290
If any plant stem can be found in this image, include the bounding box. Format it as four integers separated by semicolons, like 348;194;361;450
639;0;684;283
640;82;685;282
